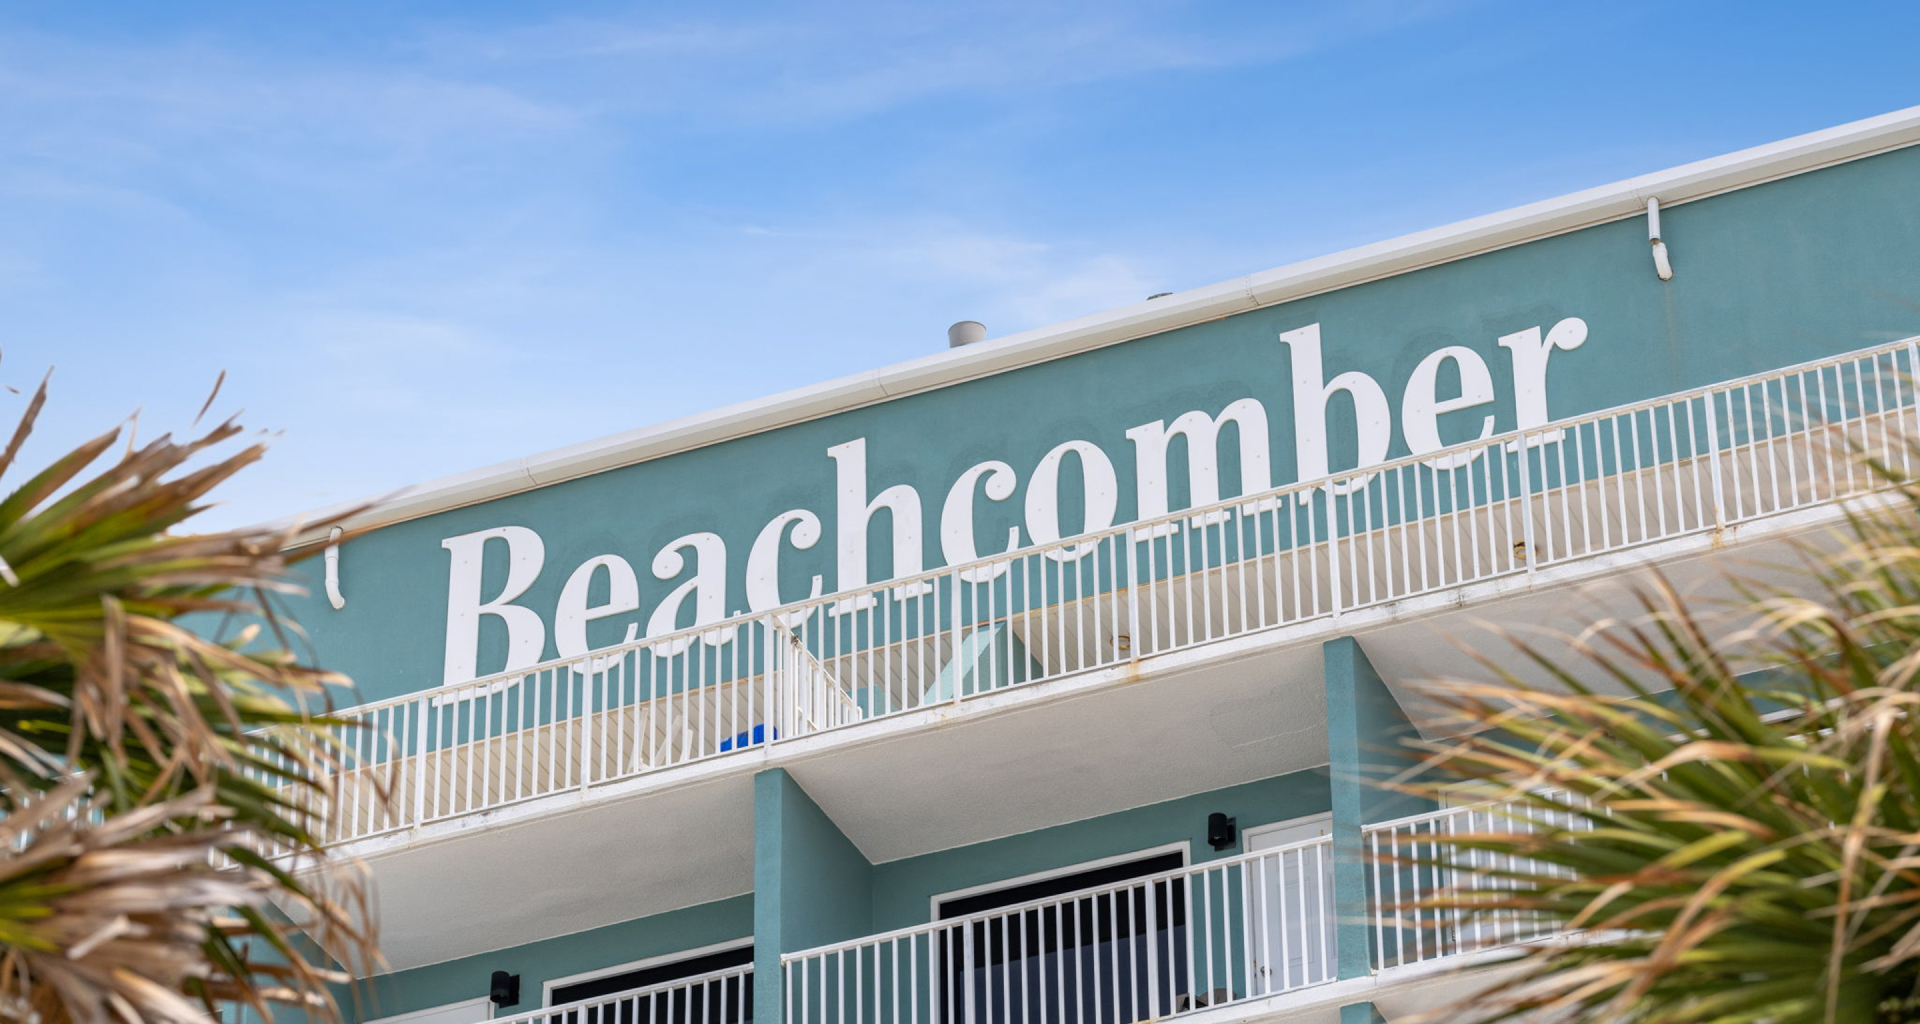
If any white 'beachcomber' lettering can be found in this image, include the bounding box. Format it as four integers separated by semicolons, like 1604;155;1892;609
436;319;1590;683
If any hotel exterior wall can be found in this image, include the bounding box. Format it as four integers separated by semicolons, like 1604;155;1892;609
352;894;754;1022
865;766;1332;933
276;141;1920;707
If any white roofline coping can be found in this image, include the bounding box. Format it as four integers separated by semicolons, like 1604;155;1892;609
274;103;1920;547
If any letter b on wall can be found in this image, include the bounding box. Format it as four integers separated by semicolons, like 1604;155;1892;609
442;526;547;686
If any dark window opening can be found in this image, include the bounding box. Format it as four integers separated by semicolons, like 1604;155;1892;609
548;944;752;1024
933;852;1189;1024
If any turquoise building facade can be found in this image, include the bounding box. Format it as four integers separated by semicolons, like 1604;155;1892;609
273;107;1920;1024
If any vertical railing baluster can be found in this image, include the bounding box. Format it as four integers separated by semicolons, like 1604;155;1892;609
1515;433;1537;573
948;569;963;708
1324;487;1344;616
579;664;595;791
411;695;430;828
1703;391;1726;528
1124;531;1141;661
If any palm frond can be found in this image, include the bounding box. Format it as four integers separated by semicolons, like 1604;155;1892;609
1395;452;1920;1023
0;377;382;1024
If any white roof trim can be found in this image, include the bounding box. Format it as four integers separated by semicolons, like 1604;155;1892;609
276;104;1920;546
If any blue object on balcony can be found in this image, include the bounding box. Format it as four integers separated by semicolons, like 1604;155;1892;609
719;724;777;752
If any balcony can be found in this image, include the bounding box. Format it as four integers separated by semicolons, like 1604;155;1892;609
1362;800;1586;973
773;796;1591;1024
270;336;1919;854
783;836;1336;1024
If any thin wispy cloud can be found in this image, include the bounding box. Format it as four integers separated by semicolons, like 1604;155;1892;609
422;0;1480;122
0;0;1908;529
0;35;571;177
850;223;1160;325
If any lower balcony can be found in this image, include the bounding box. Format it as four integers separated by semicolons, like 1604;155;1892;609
781;836;1338;1024
1362;801;1580;972
773;799;1578;1024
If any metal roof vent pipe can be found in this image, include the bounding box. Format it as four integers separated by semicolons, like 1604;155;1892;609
947;320;987;348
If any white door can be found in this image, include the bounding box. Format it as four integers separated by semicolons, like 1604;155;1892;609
1244;814;1334;994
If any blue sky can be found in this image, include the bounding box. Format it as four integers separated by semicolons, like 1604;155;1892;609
2;0;1916;528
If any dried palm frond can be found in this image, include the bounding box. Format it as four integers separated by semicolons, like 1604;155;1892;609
0;375;381;1024
0;779;369;1024
1393;459;1920;1024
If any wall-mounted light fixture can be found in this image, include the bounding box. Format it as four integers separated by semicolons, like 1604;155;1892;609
489;971;520;1009
1206;812;1238;851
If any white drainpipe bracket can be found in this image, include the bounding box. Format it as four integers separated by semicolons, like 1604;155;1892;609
324;526;346;610
1646;196;1675;281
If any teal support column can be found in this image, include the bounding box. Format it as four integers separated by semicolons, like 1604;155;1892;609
754;768;874;1024
1340;1001;1388;1024
1324;637;1422;981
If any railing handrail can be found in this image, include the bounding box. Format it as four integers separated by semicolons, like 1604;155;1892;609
482;963;753;1024
331;332;1920;717
1365;787;1600;835
781;833;1334;963
1362;800;1515;834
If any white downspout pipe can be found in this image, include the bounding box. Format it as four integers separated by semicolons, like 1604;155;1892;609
324;526;346;610
1647;197;1675;281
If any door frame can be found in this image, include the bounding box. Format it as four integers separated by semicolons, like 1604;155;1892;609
925;841;1192;1024
541;937;754;1008
1242;812;1332;850
927;841;1190;920
1240;812;1335;995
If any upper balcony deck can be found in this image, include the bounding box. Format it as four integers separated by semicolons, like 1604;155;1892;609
267;334;1920;854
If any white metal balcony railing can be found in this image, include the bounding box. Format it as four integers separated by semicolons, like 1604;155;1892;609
262;337;1920;846
1363;800;1590;971
783;836;1335;1024
471;965;752;1024
777;800;1585;1024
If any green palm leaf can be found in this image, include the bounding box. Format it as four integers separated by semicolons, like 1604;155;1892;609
1395;465;1920;1023
0;377;381;1024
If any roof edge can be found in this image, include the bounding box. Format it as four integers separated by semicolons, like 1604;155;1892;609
273;103;1920;547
